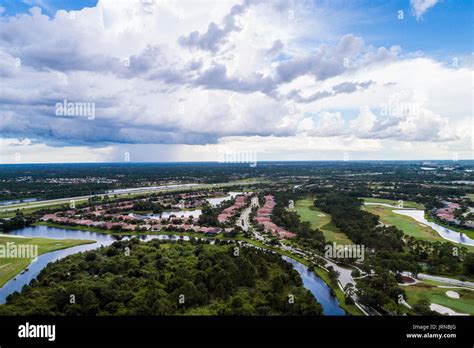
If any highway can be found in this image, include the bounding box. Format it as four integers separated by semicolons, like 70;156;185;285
0;180;262;213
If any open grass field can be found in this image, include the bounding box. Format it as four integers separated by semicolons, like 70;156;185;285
295;198;353;245
0;236;94;287
361;197;424;209
363;205;444;242
467;193;474;200
403;282;474;315
363;204;474;251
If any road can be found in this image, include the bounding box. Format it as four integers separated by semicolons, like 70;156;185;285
237;196;268;242
239;195;358;288
417;273;474;287
237;196;258;232
237;195;381;315
0;180;263;213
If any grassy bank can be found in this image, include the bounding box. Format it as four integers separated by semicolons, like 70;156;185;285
403;282;474;315
425;214;474;239
0;235;94;287
363;205;474;251
361;197;424;209
363;205;445;243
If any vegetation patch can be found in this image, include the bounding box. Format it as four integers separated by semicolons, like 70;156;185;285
0;236;94;287
295;199;352;245
404;283;474;315
363;205;444;243
0;240;323;316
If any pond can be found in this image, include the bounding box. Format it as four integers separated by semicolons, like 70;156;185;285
0;198;38;206
205;192;243;207
141;210;202;219
393;210;474;246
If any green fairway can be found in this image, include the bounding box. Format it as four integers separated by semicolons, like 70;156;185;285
403;283;474;315
363;205;445;242
0;236;94;287
295;199;352;245
362;197;424;209
363;204;474;251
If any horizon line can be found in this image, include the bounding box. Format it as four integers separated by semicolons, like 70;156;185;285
1;159;473;166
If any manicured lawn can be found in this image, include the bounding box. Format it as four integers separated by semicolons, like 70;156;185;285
0;236;94;287
364;205;474;251
403;282;474;315
295;199;352;245
362;197;424;209
364;205;444;242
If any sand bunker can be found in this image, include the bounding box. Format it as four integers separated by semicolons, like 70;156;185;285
445;291;460;299
430;303;467;316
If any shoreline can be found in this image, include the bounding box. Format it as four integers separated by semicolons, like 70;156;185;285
2;222;362;315
0;235;95;287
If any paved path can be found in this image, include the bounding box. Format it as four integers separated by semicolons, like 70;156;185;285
237;196;259;232
238;195;379;315
417;273;474;287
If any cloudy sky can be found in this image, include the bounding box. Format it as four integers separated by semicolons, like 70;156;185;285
0;0;472;163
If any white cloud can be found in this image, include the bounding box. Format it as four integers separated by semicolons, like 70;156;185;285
0;0;471;162
410;0;439;20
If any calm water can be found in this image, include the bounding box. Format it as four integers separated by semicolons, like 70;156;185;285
393;209;474;246
0;198;38;206
1;226;345;315
206;192;243;207
133;191;244;219
365;203;474;246
0;226;190;303
144;210;202;219
282;256;345;315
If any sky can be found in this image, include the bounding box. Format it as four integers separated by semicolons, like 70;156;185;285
0;0;473;164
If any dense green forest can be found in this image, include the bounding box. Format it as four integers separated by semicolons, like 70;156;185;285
0;239;322;316
315;193;404;251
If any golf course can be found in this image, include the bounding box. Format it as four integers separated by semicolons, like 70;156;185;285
0;235;94;287
295;198;352;245
403;281;474;316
